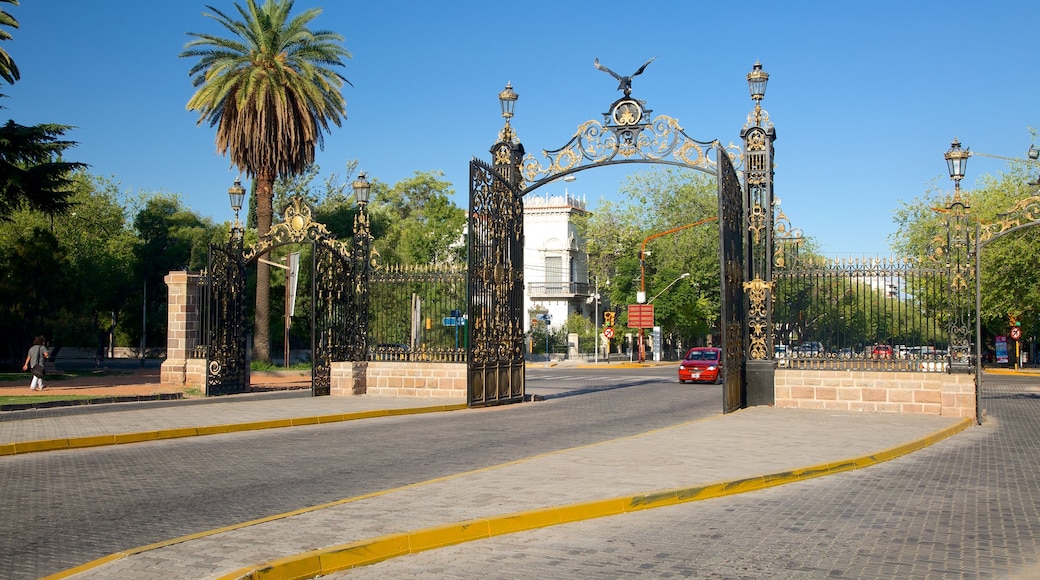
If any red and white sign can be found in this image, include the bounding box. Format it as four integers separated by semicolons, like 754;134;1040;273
628;304;655;329
603;327;615;339
1011;327;1022;340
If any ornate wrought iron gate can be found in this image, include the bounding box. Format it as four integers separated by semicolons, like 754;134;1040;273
204;236;249;395
717;151;746;413
467;158;526;406
312;241;358;396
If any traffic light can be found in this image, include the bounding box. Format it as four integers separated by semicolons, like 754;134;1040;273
604;311;615;326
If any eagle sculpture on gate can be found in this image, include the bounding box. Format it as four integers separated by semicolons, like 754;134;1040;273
593;57;657;96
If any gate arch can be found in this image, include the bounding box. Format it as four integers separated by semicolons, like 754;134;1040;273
467;62;776;411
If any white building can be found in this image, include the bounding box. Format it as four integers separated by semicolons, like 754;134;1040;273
522;190;591;334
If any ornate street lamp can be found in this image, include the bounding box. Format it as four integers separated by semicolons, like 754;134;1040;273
228;178;246;235
499;82;518;121
944;138;970;195
747;61;769;103
497;82;519;146
352;171;371;208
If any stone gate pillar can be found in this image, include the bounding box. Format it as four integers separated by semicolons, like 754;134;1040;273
161;271;201;385
741;62;777;406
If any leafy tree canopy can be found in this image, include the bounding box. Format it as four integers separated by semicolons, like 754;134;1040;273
577;168;720;342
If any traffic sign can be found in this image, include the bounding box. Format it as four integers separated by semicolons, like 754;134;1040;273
603;327;615;339
443;316;466;327
628;304;655;328
1011;327;1022;340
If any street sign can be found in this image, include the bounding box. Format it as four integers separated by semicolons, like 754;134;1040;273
628;304;655;328
603;327;615;339
1011;327;1022;340
443;317;466;327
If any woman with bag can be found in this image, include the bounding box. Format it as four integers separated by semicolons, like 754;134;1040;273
22;336;49;391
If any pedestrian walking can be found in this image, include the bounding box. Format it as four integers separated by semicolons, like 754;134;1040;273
22;335;49;391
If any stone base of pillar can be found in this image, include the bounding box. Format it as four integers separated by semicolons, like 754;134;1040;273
745;359;776;407
161;359;187;385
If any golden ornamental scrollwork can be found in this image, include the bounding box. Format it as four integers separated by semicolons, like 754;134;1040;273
244;195;350;261
744;106;773;131
748;322;768;360
743;276;773;319
979;195;1040;244
748;202;766;244
518;98;741;190
773;207;804;269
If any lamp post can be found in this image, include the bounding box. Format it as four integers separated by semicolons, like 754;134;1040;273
352;171;371;208
944;138;970;199
649;273;691;304
740;61;778;406
228;178;246;238
350;171;373;361
639;273;690;363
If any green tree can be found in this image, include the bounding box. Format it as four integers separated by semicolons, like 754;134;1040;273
368;171;465;265
130;194;223;349
182;0;351;362
578;168;719;345
0;172;136;363
0;121;85;219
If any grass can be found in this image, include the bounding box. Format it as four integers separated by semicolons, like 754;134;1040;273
0;394;100;405
250;360;312;372
0;369;130;382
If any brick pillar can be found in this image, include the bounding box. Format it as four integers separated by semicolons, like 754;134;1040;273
161;271;201;385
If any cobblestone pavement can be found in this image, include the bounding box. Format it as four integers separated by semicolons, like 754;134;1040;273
56;407;961;578
330;378;1040;579
3;366;1021;579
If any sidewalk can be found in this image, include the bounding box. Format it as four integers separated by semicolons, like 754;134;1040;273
3;389;970;580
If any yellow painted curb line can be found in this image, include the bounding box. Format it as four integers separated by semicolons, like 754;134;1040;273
984;368;1040;375
2;403;467;457
215;416;973;580
43;413;728;579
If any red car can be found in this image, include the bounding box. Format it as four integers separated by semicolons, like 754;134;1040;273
872;345;893;359
678;347;723;384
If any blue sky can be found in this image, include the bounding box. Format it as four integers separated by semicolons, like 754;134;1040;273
5;1;1038;256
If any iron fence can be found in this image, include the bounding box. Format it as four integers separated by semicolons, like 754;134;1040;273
368;263;467;363
774;256;952;372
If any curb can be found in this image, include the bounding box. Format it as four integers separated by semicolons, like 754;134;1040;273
984;368;1040;375
0;392;184;412
211;416;973;580
0;403;468;458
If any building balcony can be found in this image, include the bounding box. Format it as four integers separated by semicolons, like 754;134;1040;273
527;282;589;298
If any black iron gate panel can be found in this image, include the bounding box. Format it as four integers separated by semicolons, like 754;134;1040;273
368;264;467;362
204;237;248;395
773;257;951;371
467;159;525;406
717;149;746;413
312;241;357;396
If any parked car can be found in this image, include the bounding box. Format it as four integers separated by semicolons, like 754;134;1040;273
794;342;824;356
678;347;723;384
872;345;893;359
370;343;410;361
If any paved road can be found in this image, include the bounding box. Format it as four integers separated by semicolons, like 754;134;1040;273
0;367;714;579
328;374;1040;579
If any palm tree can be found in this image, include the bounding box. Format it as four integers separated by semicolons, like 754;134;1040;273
1;0;21;85
181;0;350;363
